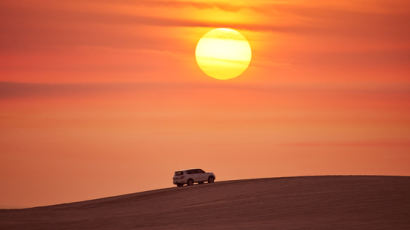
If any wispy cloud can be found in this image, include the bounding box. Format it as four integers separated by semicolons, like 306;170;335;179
1;81;409;100
3;0;408;32
1;0;409;55
128;0;264;12
279;140;410;147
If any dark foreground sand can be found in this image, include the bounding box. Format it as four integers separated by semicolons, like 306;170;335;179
1;176;410;230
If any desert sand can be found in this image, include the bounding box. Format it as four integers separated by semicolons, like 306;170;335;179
1;176;409;230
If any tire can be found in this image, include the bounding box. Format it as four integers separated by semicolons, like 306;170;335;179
208;176;215;183
177;183;183;187
187;179;194;186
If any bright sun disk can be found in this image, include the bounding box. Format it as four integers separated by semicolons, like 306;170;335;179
195;28;252;80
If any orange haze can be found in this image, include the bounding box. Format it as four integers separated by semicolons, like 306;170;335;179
1;0;410;207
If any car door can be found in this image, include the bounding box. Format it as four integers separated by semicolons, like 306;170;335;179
190;169;201;182
197;169;206;181
187;169;198;182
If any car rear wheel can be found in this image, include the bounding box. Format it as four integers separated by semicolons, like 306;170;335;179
187;179;194;186
208;176;215;183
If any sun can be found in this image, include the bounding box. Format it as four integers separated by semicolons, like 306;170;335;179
195;28;252;80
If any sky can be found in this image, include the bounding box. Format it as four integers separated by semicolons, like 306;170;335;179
1;0;410;208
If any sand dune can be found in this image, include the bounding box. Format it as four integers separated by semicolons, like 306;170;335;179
1;176;409;230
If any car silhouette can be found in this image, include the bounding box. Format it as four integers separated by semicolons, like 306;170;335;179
173;169;215;187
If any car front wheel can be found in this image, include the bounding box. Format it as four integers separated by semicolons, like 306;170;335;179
208;176;215;183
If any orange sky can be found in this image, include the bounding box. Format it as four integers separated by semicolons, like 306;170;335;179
1;0;410;208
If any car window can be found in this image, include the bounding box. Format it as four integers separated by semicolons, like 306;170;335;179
186;169;204;174
174;171;183;176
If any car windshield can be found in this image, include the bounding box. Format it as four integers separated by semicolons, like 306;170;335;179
174;171;183;176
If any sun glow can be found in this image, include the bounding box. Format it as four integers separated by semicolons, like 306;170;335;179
195;28;252;80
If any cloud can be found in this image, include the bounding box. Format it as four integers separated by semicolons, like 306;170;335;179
0;1;298;54
128;0;261;12
1;81;409;100
0;2;296;32
279;140;410;147
1;0;409;55
0;82;154;99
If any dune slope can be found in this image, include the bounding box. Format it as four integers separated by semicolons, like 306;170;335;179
1;176;410;230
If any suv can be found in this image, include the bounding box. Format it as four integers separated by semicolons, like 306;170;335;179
173;169;215;187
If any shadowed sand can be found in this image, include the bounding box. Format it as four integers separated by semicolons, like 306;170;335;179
1;176;410;230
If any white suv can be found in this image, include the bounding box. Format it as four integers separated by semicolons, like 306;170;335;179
173;169;215;187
